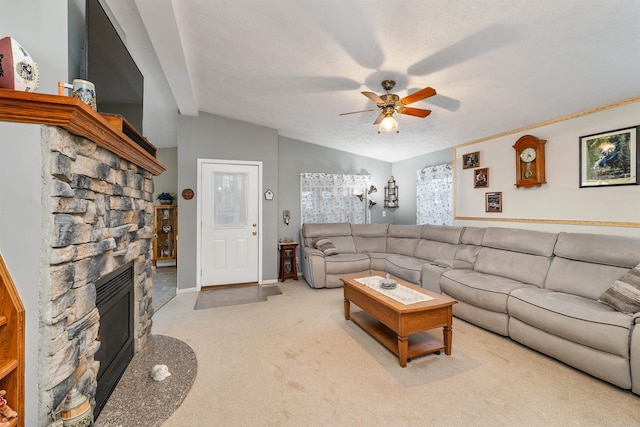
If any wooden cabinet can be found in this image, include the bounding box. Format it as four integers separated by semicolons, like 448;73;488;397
0;254;25;426
278;243;298;282
153;205;178;266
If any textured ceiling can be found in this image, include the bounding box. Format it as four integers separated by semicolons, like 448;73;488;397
105;0;640;162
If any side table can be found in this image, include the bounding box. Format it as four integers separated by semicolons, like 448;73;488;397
278;242;298;282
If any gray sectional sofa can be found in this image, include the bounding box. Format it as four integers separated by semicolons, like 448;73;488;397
299;222;640;395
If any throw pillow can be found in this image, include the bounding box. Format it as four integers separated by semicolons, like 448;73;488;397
315;238;338;256
598;263;640;314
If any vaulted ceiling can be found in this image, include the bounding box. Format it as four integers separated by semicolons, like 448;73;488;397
105;0;640;162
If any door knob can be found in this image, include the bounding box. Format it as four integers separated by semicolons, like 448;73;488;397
253;223;257;227
252;231;257;236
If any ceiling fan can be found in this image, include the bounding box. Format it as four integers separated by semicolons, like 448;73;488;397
340;80;436;132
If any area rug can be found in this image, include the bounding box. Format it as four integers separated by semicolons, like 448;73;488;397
95;334;197;427
194;284;282;310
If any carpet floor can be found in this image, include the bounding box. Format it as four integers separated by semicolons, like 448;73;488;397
194;284;282;310
150;279;640;426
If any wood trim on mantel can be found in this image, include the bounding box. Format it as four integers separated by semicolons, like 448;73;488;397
0;89;165;175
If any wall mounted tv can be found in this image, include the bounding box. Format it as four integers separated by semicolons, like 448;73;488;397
82;0;144;134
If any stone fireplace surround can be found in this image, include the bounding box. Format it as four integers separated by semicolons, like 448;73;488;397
41;125;155;425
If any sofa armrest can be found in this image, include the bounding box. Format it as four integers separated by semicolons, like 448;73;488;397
300;246;327;288
431;258;473;269
633;312;640;324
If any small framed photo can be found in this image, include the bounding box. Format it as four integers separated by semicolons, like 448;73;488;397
463;151;480;169
485;192;502;212
579;126;639;187
473;167;489;188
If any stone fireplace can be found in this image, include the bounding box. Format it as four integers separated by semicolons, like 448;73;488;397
40;125;155;424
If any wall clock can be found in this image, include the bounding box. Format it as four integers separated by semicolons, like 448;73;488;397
514;134;547;188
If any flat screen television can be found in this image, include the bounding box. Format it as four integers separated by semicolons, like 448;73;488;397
82;0;144;134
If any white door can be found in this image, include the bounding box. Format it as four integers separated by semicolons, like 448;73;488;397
200;161;261;286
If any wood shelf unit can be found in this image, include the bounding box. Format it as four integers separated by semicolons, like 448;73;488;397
0;254;25;426
153;205;178;265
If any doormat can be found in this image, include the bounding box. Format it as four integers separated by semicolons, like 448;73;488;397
194;284;282;310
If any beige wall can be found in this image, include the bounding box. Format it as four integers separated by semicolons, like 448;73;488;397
454;98;640;237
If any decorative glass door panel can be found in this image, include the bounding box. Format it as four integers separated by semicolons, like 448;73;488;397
213;172;248;228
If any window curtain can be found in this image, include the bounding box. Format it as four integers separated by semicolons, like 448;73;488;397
300;173;371;224
416;163;453;225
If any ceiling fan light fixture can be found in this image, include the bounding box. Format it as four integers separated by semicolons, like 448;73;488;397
378;115;398;133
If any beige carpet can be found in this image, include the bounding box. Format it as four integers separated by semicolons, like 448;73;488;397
152;279;640;426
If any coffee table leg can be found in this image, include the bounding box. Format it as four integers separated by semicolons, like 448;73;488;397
444;325;453;355
398;335;408;367
344;298;351;320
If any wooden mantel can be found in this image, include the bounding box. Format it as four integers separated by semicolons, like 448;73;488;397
0;89;165;175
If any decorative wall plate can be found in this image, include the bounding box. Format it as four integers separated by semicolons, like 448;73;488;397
182;188;194;200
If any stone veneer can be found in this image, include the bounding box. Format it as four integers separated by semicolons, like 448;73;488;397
39;126;155;425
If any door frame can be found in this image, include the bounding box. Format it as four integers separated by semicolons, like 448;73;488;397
196;158;263;290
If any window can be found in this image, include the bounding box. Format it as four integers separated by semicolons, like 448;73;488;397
416;164;453;225
300;173;371;224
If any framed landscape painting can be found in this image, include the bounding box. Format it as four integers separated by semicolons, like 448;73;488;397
579;126;639;187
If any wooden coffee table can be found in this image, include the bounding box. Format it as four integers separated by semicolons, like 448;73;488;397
342;273;457;367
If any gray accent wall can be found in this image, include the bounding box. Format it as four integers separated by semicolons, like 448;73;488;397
177;113;279;290
278;137;393;244
391;148;453;225
152;147;178;203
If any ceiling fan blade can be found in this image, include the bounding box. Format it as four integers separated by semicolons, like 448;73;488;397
372;112;385;125
401;87;437;105
339;108;379;116
398;107;432;118
362;91;385;104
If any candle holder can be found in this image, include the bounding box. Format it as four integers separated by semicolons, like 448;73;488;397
384;176;399;208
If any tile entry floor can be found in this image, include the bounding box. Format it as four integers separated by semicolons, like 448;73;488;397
152;266;177;312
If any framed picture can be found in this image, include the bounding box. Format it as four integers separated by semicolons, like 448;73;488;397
579;126;639;187
473;167;489;188
463;151;480;169
485;192;502;212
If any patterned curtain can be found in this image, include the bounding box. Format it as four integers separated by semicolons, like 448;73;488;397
416;163;453;225
300;173;371;224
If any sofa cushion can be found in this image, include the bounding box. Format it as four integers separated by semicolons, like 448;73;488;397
324;253;370;275
461;226;486;245
482;227;558;257
509;288;633;357
387;224;423;256
441;269;536;313
368;252;393;272
599;263;640;314
315;238;338;256
385;255;425;284
474;247;552;287
301;223;353;248
421;224;464;244
553;232;640;268
545;257;631;300
351;224;389;253
415;240;458;262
